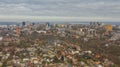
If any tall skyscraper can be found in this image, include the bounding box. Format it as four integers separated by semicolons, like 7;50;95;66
22;21;26;26
46;22;50;28
46;22;51;30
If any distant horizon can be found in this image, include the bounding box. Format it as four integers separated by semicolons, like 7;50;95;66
0;21;120;25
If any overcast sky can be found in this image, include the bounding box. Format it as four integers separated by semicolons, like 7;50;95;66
0;0;120;22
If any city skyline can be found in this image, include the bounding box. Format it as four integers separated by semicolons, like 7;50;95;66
0;0;120;22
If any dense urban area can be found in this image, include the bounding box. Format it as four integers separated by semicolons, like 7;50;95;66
0;22;120;67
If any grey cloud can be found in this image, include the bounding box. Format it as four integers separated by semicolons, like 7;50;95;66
0;0;120;20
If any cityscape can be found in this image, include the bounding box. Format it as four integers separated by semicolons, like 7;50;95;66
0;22;119;67
0;0;120;67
